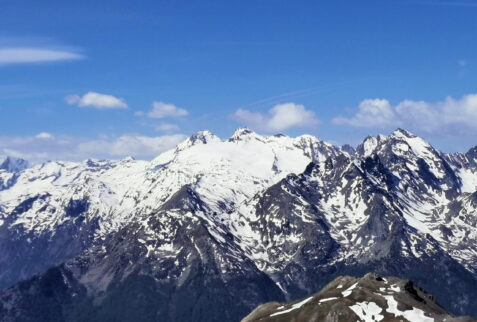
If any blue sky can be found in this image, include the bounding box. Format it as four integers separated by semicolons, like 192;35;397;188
1;0;477;161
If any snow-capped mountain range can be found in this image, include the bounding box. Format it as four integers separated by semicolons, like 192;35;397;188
0;128;477;321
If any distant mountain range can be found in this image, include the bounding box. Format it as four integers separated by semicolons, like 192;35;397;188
0;128;477;321
242;273;477;322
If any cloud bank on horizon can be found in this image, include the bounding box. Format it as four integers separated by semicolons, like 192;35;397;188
0;132;187;163
333;94;477;134
2;92;477;162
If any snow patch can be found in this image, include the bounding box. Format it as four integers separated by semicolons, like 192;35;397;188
342;282;358;297
319;297;338;303
384;295;434;322
270;296;314;317
349;301;384;322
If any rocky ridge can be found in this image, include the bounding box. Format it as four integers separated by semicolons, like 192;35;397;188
242;273;477;322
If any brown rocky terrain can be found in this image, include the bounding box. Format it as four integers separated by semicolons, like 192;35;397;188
242;273;477;322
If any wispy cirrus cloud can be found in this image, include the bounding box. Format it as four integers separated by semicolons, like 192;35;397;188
0;36;85;66
0;48;84;65
232;102;319;132
155;123;180;132
65;92;128;109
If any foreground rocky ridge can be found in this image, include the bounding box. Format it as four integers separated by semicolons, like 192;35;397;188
242;273;477;322
0;128;477;321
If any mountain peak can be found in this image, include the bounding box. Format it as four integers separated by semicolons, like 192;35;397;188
175;130;221;152
356;129;434;158
466;146;477;162
192;130;217;142
0;156;29;173
121;156;135;162
294;133;319;142
389;128;436;157
356;135;380;157
229;127;260;141
391;128;416;138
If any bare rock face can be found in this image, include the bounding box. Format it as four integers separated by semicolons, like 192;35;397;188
242;274;477;322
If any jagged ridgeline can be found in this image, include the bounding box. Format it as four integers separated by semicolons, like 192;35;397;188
0;128;477;321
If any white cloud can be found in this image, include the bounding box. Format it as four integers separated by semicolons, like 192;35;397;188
332;94;477;134
155;123;180;132
0;47;84;65
232;102;319;132
0;133;187;163
77;134;186;159
147;101;188;119
332;99;397;129
35;132;54;140
65;92;128;109
65;95;81;105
